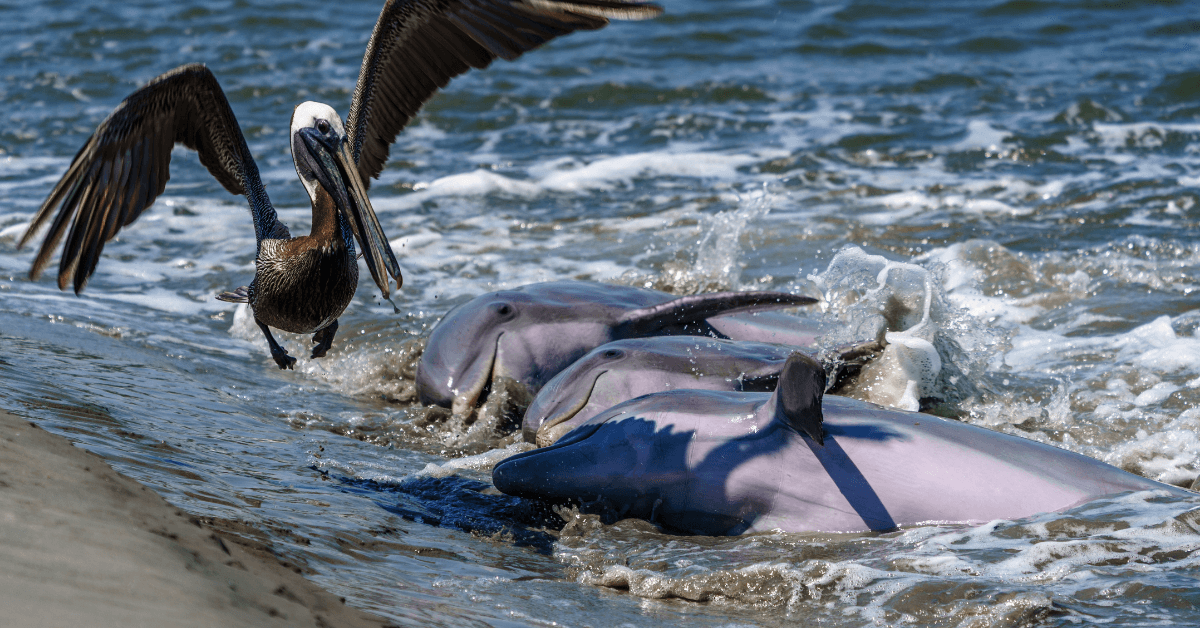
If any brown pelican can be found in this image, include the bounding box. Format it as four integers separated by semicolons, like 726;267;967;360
17;0;662;369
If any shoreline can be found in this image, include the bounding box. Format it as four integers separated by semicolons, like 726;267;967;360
0;409;394;628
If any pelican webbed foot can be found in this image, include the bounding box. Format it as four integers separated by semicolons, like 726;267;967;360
256;319;296;370
311;320;338;359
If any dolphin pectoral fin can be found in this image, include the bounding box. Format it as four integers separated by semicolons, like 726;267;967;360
616;291;819;337
823;337;888;393
832;337;888;367
216;285;250;303
256;319;296;370
773;352;826;445
311;319;338;359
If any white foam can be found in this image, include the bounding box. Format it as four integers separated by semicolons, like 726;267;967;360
0;173;62;193
1124;207;1177;227
418;169;542;197
1118;316;1200;375
881;334;942;411
531;151;758;192
921;238;1200;483
412;442;535;478
102;287;226;314
389;230;443;252
858;189;1032;225
0;154;70;175
371;148;760;213
951;119;1010;151
0;220;32;241
808;247;989;409
961;198;1030;216
857;191;933;224
1092;122;1200;150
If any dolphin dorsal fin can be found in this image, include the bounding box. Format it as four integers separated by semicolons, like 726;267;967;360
739;371;782;392
616;291;818;337
771;352;827;445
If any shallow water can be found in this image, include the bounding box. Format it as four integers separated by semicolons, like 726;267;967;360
2;0;1200;625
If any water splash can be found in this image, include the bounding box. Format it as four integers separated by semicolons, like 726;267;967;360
620;187;775;295
810;246;999;412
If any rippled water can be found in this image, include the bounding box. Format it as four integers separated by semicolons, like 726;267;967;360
3;0;1200;625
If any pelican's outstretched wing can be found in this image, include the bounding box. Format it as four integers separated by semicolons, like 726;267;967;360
18;63;283;293
346;0;662;186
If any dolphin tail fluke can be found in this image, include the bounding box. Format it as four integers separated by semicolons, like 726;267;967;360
617;291;818;337
773;352;826;445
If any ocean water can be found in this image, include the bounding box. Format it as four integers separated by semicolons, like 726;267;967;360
3;0;1200;625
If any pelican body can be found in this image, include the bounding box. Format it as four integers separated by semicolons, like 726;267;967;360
17;0;662;369
216;101;394;368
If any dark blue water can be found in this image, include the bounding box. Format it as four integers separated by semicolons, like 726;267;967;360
3;1;1200;625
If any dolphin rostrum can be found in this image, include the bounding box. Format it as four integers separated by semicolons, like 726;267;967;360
525;336;884;447
493;354;1185;535
416;281;821;415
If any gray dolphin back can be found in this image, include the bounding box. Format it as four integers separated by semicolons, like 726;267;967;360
494;390;1185;535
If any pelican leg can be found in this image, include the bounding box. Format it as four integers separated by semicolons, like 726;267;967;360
256;319;296;370
311;320;338;359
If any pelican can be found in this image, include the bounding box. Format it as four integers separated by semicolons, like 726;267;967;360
17;0;662;369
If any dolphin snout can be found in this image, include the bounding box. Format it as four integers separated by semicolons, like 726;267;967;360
416;331;502;413
525;369;607;446
493;420;615;498
491;449;551;497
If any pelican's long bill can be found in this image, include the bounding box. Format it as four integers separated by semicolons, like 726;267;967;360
294;126;403;301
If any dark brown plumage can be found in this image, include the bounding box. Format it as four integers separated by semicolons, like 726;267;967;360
18;0;661;369
19;65;281;295
347;0;662;186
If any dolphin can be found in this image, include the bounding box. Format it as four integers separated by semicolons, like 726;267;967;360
415;281;822;415
493;354;1185;535
704;310;836;347
524;336;884;447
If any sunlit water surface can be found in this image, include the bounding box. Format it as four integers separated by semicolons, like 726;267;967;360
3;0;1200;625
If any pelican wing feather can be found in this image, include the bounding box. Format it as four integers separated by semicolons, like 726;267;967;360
346;0;662;185
19;63;282;293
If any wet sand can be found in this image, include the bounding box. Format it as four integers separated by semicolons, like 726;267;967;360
0;409;393;628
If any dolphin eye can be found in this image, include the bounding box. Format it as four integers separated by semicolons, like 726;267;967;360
315;119;331;134
491;302;516;319
601;349;623;359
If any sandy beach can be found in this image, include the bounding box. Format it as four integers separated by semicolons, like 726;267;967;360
0;409;393;628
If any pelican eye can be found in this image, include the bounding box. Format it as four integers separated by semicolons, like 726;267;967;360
315;119;331;134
